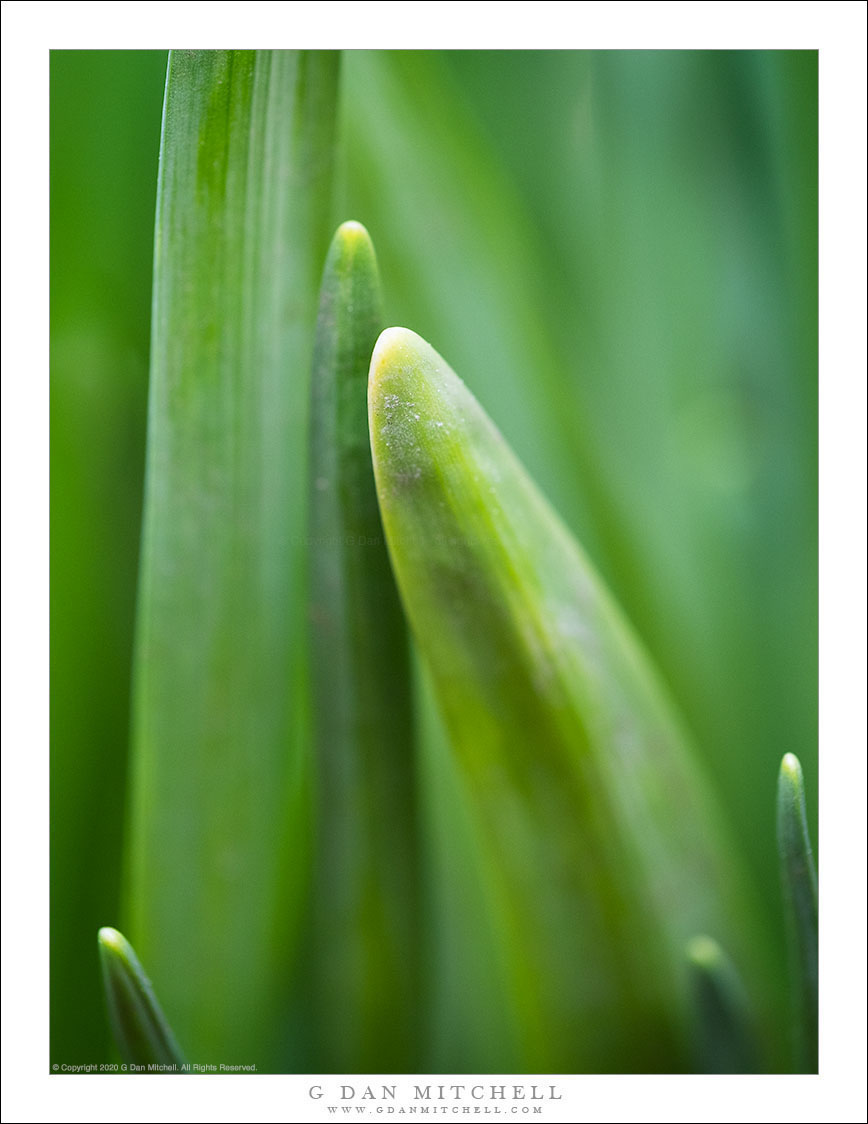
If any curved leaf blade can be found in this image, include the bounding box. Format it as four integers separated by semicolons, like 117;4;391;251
369;327;778;1071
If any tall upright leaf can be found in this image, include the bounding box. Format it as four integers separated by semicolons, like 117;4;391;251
369;327;780;1072
308;222;418;1070
127;49;339;1068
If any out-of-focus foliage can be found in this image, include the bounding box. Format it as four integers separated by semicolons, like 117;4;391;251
51;49;817;1073
338;49;816;1069
50;49;168;1063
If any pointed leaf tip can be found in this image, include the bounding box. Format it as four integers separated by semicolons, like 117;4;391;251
98;926;185;1068
330;219;377;267
776;752;818;1072
686;934;758;1073
97;926;124;953
369;326;426;391
686;934;725;972
779;752;803;786
776;752;816;895
335;218;371;243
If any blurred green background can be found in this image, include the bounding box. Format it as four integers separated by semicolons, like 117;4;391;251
50;49;817;1066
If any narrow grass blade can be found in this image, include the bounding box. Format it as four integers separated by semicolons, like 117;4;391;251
369;328;777;1072
127;50;339;1068
308;222;418;1070
777;753;818;1071
98;928;185;1068
686;935;758;1073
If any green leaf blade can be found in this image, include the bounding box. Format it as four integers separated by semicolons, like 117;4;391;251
686;935;759;1074
777;752;818;1072
98;928;185;1068
369;327;777;1071
308;223;418;1070
127;49;339;1068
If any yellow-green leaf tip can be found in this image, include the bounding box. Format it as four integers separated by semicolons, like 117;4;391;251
779;752;803;785
332;220;376;262
367;327;455;489
98;926;127;955
98;926;141;981
370;326;424;385
687;934;725;972
335;218;371;242
325;220;379;289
